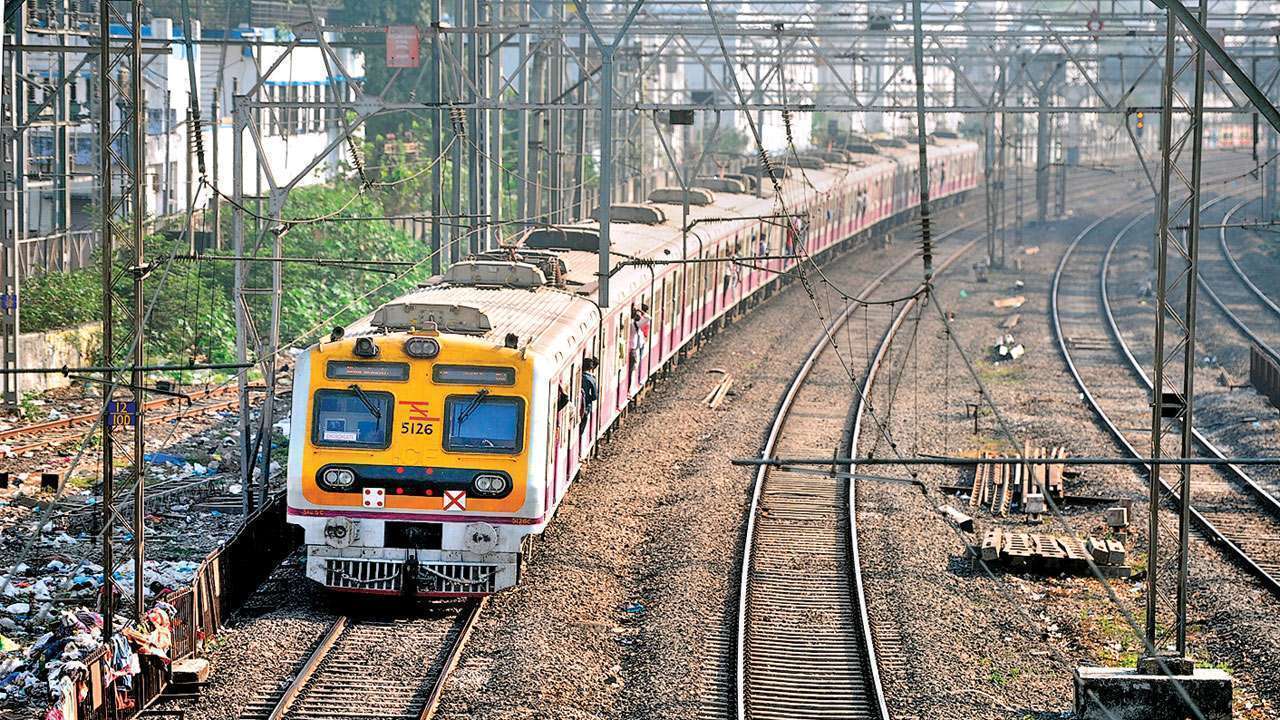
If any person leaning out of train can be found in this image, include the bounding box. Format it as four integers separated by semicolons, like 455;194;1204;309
580;357;599;432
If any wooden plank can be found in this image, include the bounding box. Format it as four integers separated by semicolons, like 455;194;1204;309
990;461;1004;514
1034;446;1047;497
1020;440;1031;507
1046;446;1062;496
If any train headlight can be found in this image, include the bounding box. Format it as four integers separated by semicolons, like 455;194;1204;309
321;467;356;489
404;336;440;359
472;473;509;496
353;336;379;358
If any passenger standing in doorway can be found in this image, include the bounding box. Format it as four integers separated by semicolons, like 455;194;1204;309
580;357;599;434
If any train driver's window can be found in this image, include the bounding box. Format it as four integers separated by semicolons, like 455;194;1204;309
443;395;525;454
312;388;394;449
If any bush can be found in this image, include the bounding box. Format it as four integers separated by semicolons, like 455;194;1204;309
23;266;101;333
23;184;433;366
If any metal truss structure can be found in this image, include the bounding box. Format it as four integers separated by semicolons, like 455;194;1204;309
96;2;148;713
7;1;1280;702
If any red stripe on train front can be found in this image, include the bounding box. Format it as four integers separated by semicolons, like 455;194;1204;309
289;506;544;525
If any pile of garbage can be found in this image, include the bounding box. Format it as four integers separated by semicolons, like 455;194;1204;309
0;601;177;716
0;550;199;713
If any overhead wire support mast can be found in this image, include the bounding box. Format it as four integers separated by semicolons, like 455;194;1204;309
909;0;933;280
96;2;148;714
1148;0;1208;667
574;0;647;309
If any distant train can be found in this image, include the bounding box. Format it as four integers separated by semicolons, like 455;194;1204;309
286;135;982;596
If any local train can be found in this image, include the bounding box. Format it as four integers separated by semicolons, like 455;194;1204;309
286;134;982;596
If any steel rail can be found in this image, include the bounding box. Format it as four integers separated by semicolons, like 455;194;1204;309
735;193;1003;720
734;156;1202;719
1195;197;1280;365
265;616;349;720
417;598;486;720
1102;200;1280;512
1206;198;1280;366
251;599;483;720
0;384;238;442
1051;197;1280;595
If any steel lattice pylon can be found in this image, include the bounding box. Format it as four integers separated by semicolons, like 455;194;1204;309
1147;0;1209;663
96;1;148;707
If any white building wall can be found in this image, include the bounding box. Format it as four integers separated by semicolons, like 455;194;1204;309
21;19;364;237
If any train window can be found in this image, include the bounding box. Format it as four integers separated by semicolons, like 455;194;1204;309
312;388;394;449
443;394;525;454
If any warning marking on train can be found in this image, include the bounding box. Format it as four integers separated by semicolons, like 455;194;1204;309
399;399;441;422
362;487;386;508
443;490;467;511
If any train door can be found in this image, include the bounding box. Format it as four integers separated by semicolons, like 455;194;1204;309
614;311;628;412
550;363;574;510
583;334;601;452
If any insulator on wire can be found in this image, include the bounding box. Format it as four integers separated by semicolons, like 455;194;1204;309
449;106;467;138
346;136;371;188
188;108;208;178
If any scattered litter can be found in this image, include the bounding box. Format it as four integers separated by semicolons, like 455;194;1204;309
1024;246;1040;255
958;289;970;298
1000;314;1020;330
702;370;734;409
144;452;187;467
622;602;646;614
992;295;1025;309
992;333;1025;361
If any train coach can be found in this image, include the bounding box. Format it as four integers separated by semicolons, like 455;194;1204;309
286;135;981;597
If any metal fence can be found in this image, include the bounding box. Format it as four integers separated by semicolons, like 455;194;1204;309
17;229;99;276
71;494;296;719
1251;343;1280;410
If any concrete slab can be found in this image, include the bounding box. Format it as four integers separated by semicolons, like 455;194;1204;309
1074;665;1232;720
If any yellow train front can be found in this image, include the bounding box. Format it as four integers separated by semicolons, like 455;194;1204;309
286;300;545;597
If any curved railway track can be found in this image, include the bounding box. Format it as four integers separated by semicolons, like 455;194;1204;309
1218;199;1280;328
1051;198;1280;592
1198;198;1280;361
734;158;1242;719
240;599;483;720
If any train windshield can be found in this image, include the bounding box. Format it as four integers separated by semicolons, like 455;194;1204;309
312;387;393;448
443;395;523;453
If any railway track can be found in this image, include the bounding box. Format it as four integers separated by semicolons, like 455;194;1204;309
1051;197;1280;592
1198;197;1280;361
1218;198;1280;332
733;159;1230;719
736;205;990;719
0;384;239;457
240;599;483;720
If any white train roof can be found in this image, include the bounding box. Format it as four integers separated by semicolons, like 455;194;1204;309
343;138;977;369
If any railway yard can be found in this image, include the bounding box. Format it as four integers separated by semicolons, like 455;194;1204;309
6;2;1280;720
